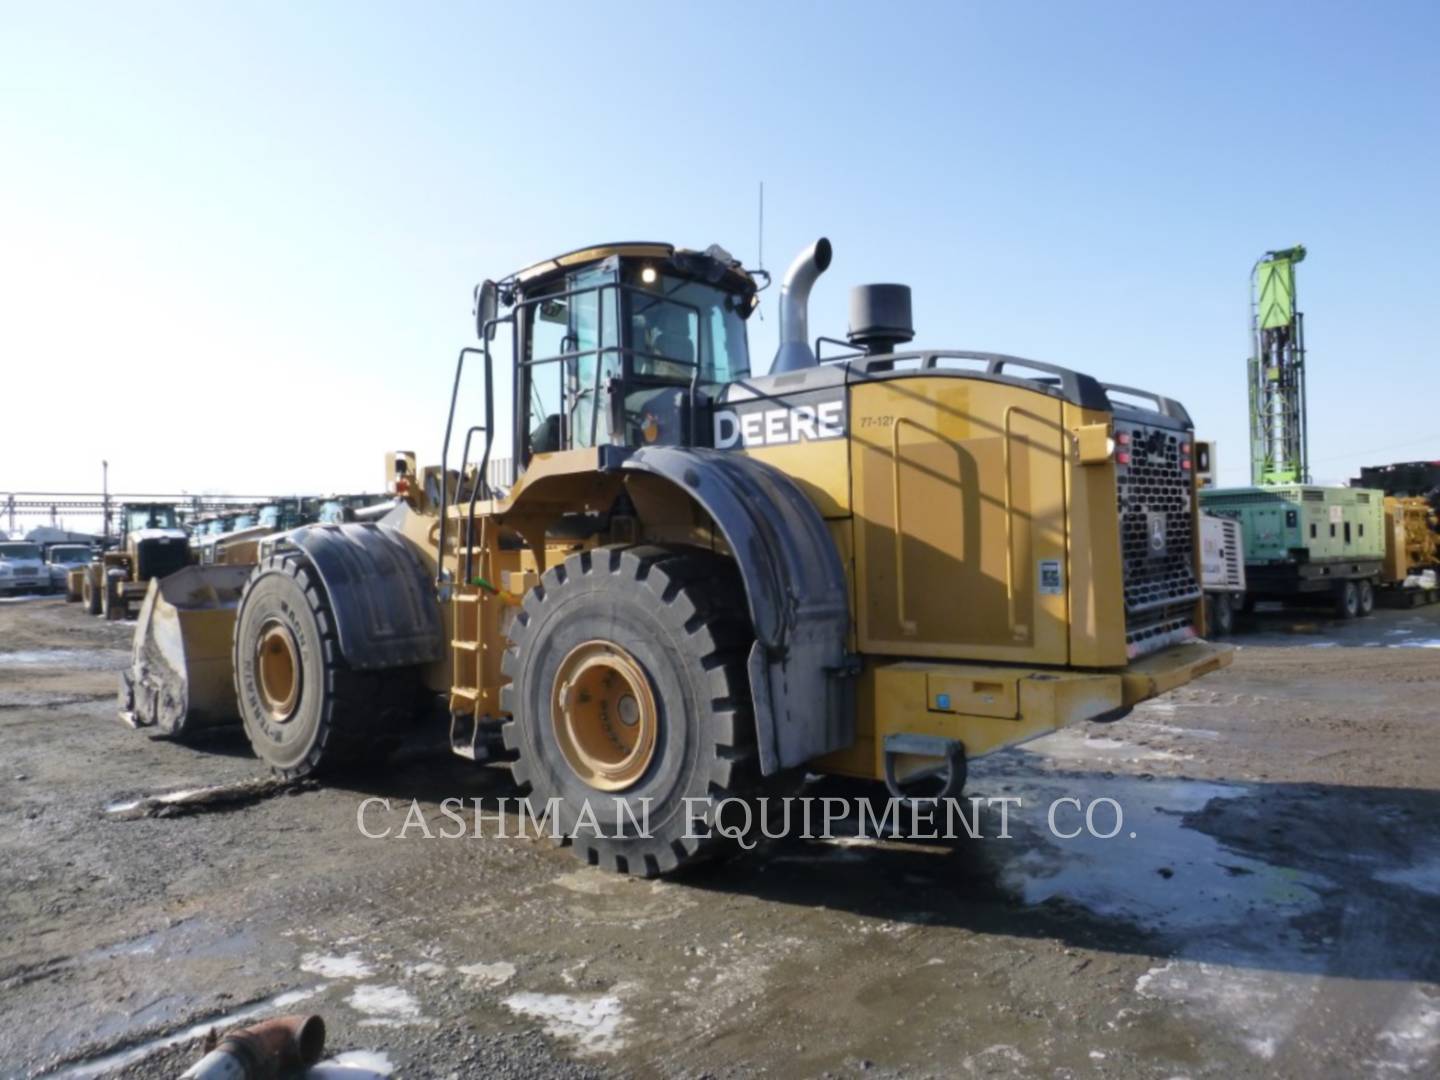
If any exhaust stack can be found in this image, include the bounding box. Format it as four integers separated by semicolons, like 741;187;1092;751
771;237;833;373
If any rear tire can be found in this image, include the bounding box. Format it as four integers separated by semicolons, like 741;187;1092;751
1335;579;1360;619
502;545;760;877
233;554;421;779
1357;579;1376;617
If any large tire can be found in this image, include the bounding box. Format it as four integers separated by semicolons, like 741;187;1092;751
82;568;102;615
102;571;127;621
233;554;421;779
1334;579;1360;619
502;545;760;877
1357;578;1376;617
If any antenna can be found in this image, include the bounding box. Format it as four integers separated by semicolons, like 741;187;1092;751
757;181;764;273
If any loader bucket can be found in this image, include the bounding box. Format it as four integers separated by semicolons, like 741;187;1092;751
119;565;254;738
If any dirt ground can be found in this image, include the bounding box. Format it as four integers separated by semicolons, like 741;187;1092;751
2;595;1438;1079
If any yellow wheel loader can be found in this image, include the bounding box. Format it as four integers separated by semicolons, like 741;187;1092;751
82;503;191;620
123;237;1231;875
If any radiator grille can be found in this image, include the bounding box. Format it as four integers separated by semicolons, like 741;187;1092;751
1116;422;1201;656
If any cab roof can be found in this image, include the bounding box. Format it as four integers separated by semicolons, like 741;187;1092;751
511;242;755;292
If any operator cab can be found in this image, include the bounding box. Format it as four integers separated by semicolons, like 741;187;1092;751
509;243;758;465
123;504;180;535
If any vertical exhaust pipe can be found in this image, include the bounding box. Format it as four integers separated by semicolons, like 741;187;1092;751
771;237;833;373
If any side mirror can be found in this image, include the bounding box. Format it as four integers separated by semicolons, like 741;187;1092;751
475;280;499;341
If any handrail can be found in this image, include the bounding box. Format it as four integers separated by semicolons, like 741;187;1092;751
437;319;504;590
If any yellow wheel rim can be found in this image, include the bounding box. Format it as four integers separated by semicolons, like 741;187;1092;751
256;621;302;723
551;640;658;792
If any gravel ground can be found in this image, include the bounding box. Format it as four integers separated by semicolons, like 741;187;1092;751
1;595;1438;1078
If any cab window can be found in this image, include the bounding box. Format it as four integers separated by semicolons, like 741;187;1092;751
524;265;619;454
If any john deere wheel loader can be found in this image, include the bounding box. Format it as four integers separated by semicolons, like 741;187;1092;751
123;237;1231;875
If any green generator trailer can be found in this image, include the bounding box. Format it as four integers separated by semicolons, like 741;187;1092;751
1199;485;1385;617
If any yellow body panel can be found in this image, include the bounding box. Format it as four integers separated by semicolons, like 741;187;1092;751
815;640;1232;781
743;439;850;517
849;377;1073;665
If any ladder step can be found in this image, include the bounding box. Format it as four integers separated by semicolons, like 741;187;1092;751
451;686;479;700
451;640;482;652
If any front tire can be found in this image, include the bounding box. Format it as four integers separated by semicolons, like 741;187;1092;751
82;568;102;615
502;545;760;877
233;554;420;779
1358;579;1376;617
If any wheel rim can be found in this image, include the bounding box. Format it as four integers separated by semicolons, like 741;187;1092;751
551;640;658;792
256;621;302;723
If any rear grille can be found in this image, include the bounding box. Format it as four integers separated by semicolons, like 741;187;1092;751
1116;422;1201;656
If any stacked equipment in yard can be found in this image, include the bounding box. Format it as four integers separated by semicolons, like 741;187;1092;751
1199;485;1385;617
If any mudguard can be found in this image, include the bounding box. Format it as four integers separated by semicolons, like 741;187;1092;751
623;447;854;774
285;523;444;671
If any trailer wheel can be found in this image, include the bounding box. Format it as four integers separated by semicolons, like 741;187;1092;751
1212;592;1235;637
82;568;102;615
502;545;760;877
233;554;421;779
1357;579;1376;617
1334;580;1360;619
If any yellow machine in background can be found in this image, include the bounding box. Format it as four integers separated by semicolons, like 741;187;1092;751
1383;496;1440;581
81;503;190;620
126;236;1231;875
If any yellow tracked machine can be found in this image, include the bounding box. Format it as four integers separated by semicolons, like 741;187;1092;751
123;237;1231;875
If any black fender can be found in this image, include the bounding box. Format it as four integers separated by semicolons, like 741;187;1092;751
623;447;854;774
284;523;444;670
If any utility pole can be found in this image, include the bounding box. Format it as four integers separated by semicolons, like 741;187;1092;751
102;460;111;540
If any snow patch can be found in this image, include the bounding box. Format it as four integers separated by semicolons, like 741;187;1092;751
302;952;374;979
1135;961;1318;1060
346;984;422;1022
309;1049;396;1078
503;991;627;1055
1368;989;1440;1075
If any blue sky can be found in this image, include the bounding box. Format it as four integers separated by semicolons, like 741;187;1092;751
3;1;1437;514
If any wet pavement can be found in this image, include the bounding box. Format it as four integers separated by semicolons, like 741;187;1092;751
2;597;1439;1077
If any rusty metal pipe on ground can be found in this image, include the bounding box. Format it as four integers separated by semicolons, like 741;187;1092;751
180;1014;325;1079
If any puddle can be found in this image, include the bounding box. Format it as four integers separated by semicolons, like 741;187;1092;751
1024;727;1193;767
993;768;1328;938
309;1050;395;1078
0;648;128;670
302;952;375;979
1375;853;1440;897
44;987;321;1079
502;991;627;1055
